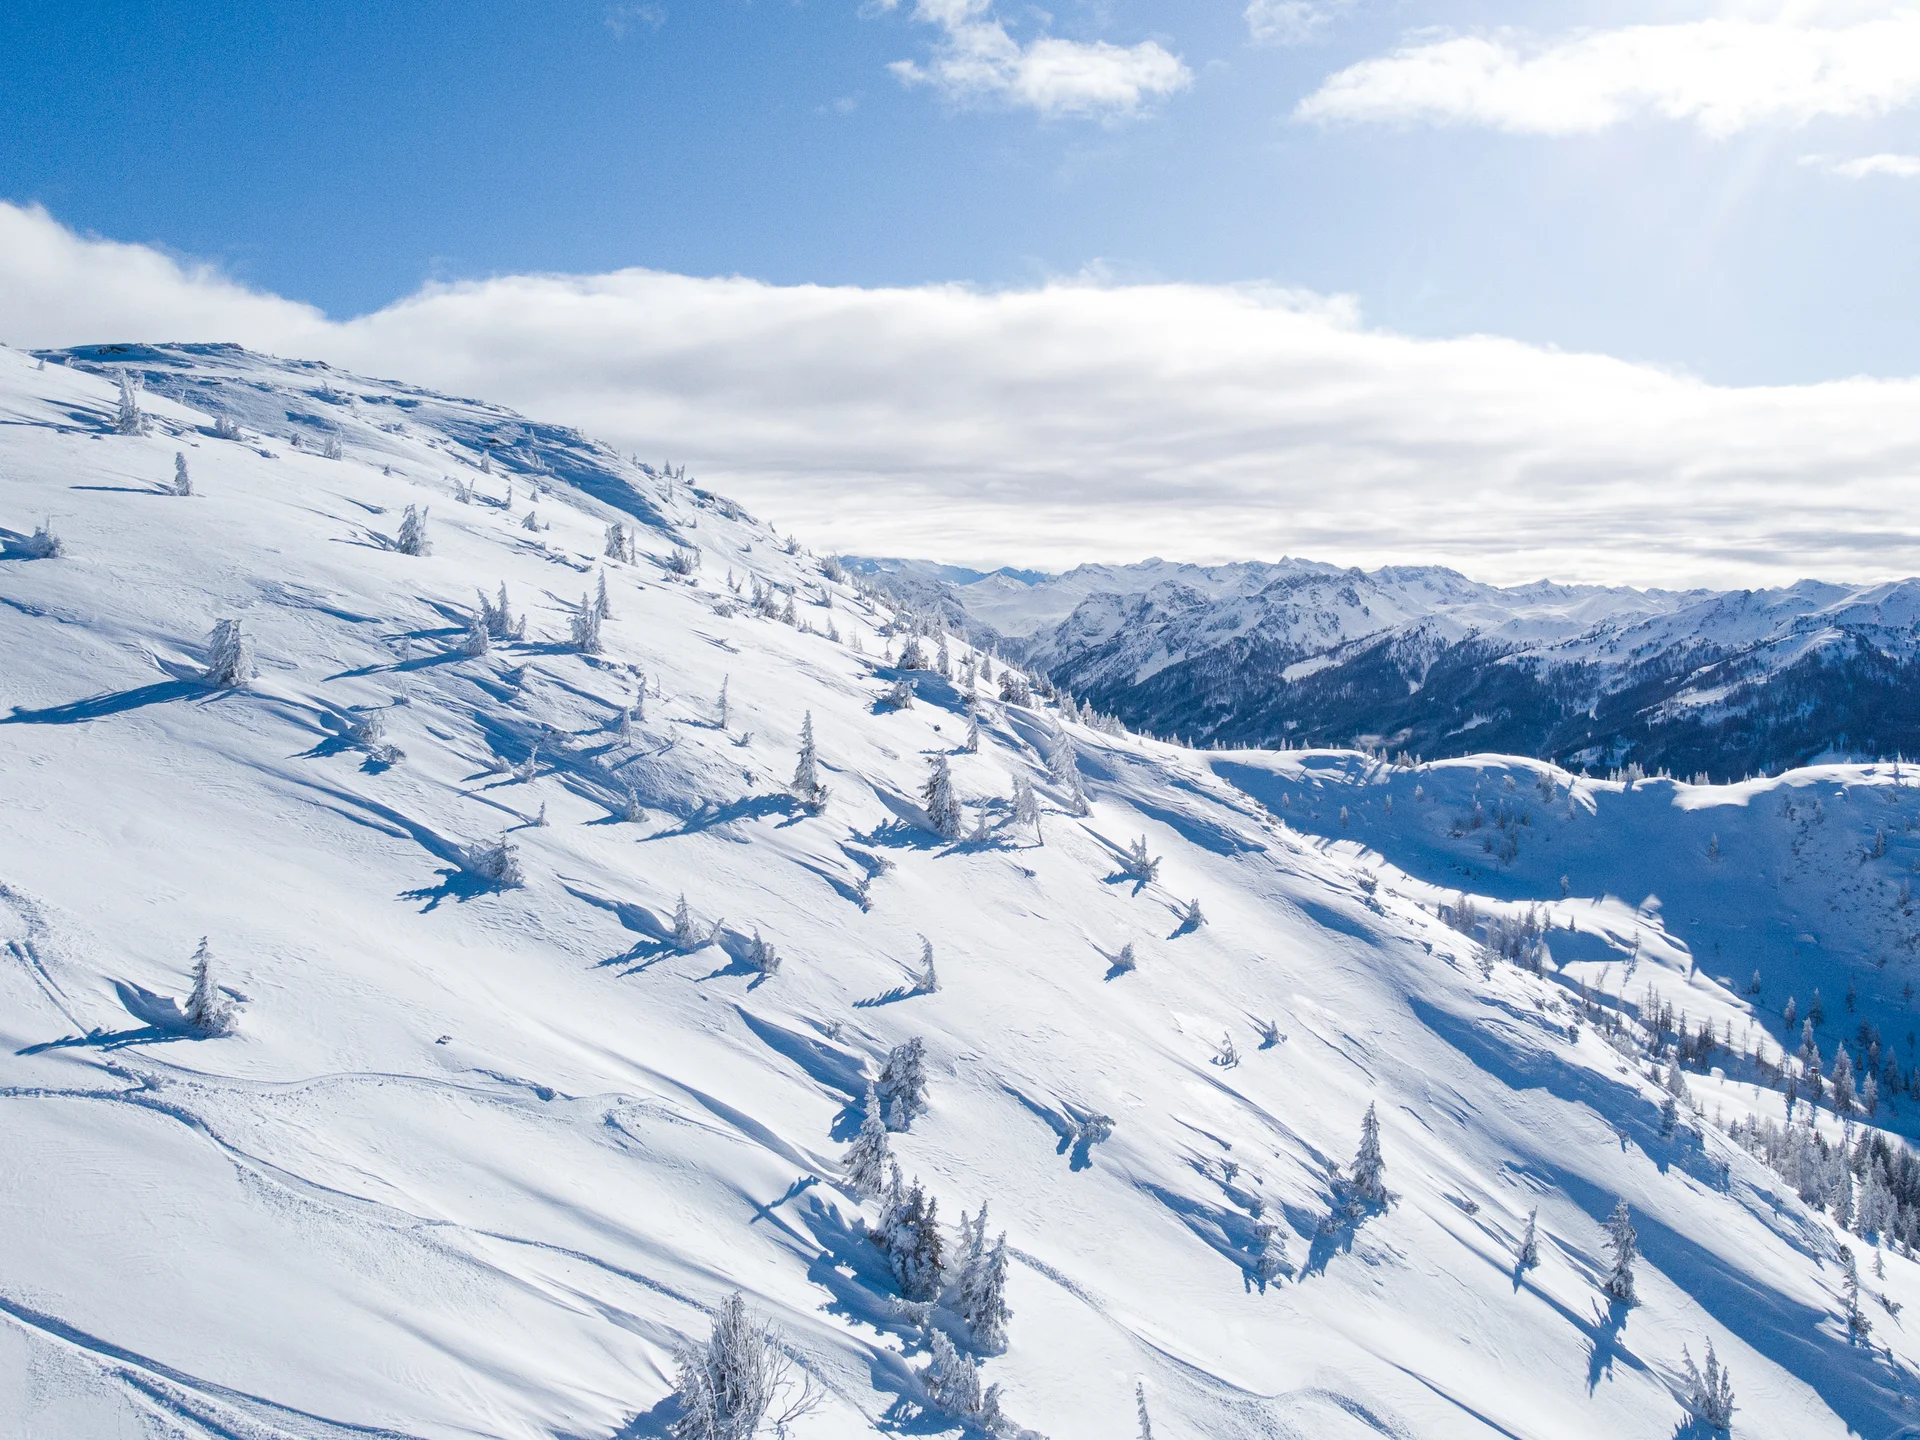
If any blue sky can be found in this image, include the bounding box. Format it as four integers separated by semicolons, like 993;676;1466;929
9;0;1920;385
6;2;1920;584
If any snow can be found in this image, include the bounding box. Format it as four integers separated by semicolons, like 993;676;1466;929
0;343;1914;1439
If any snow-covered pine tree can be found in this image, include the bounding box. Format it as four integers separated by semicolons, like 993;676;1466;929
790;712;828;812
1180;897;1207;929
1517;1207;1540;1270
921;1330;981;1418
897;635;928;670
1603;1199;1638;1304
673;893;718;952
184;938;235;1035
522;508;540;532
593;570;612;620
322;436;342;460
1833;1046;1858;1118
894;1184;946;1300
1112;941;1138;973
1842;1245;1873;1340
1350;1102;1387;1207
1011;772;1041;842
1680;1337;1735;1430
958;1213;1012;1352
114;369;146;435
936;631;950;679
717;675;730;730
962;692;982;754
844;1082;892;1198
1125;836;1161;883
463;614;490;657
745;928;781;976
604;522;633;563
1136;1382;1155;1440
172;453;192;496
1251;1214;1288;1287
669;1292;816;1440
462;833;525;889
922;755;961;840
23;519;64;559
883;677;914;709
396;504;431;557
916;936;939;994
570;592;603;653
204;619;255;688
622;789;644;823
877;1036;930;1131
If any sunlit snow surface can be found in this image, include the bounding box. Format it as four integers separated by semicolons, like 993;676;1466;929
2;344;1917;1439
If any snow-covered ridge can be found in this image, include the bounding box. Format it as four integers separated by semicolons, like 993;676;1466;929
854;553;1920;775
0;344;1915;1439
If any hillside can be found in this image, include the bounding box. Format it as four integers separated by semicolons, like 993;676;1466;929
2;344;1918;1439
855;558;1920;779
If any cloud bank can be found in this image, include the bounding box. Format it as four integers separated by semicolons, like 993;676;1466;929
878;0;1189;118
4;201;1918;589
1298;14;1920;136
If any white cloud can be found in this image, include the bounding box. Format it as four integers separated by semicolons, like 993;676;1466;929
4;200;1920;589
1297;15;1920;136
880;0;1190;118
1830;150;1920;176
603;5;666;40
1245;0;1351;47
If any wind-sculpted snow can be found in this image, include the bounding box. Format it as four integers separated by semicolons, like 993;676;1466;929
1;343;1917;1438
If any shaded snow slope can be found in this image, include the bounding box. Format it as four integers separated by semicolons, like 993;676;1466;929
1;345;1916;1439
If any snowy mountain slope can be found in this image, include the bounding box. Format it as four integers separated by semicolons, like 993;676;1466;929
2;345;1918;1439
857;557;1920;778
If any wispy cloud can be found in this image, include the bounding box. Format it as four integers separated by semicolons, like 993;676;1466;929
876;0;1189;119
1245;0;1353;47
1811;150;1920;177
5;201;1919;588
604;4;665;40
1297;14;1920;136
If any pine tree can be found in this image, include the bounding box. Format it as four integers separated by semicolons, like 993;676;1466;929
1842;1245;1873;1340
1833;1046;1858;1118
717;675;730;730
964;692;981;754
1125;836;1161;883
1350;1102;1387;1206
1680;1337;1735;1430
567;593;602;653
594;570;612;620
1180;897;1207;929
1112;941;1138;973
204;619;255;688
955;1210;1013;1349
790;712;828;812
845;1083;892;1197
1602;1199;1637;1304
462;833;525;888
1136;1382;1155;1440
463;615;490;657
921;1329;982;1417
669;1292;815;1440
917;936;939;993
172;452;192;496
877;1037;930;1131
1517;1208;1540;1270
396;504;431;557
23;518;64;558
673;893;716;952
1011;771;1041;842
114;369;146;435
745;928;780;976
183;938;235;1035
922;755;961;840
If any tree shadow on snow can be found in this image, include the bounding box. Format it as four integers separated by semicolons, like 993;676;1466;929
1;679;208;725
1585;1297;1636;1395
400;867;499;912
18;980;200;1054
